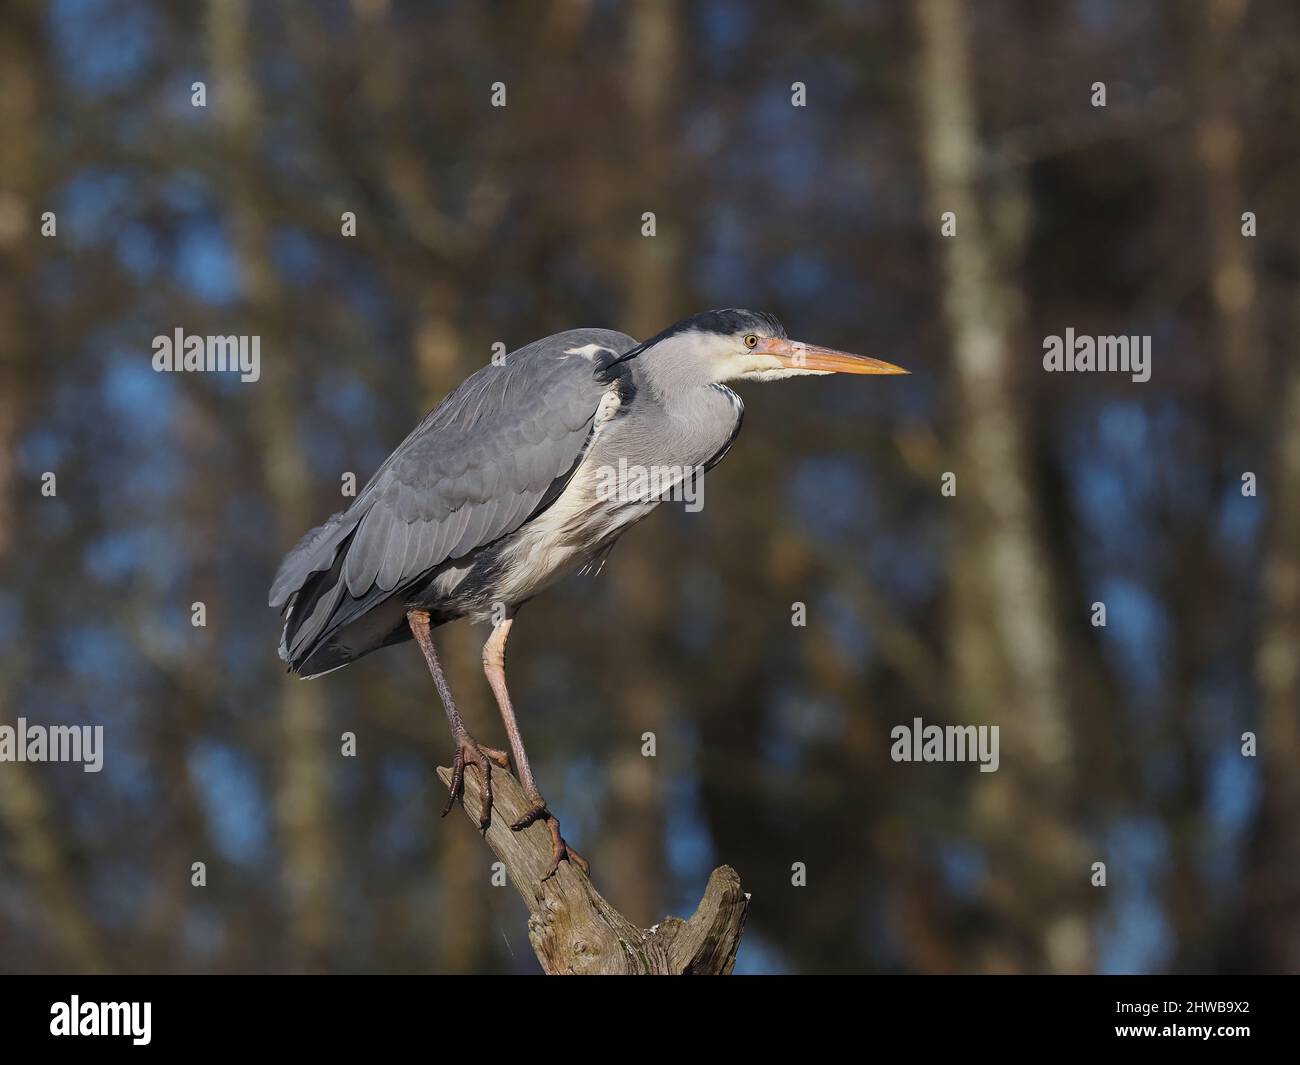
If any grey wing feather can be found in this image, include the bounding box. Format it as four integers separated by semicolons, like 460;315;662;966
272;328;636;672
268;507;364;610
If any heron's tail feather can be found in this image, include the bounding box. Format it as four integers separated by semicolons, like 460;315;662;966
277;534;422;677
268;506;365;611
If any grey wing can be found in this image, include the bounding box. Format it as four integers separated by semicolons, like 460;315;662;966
271;328;635;673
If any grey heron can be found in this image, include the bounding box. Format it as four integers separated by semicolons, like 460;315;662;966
270;309;907;875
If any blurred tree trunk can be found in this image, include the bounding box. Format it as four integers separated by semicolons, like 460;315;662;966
1164;0;1255;971
914;0;1088;973
1239;271;1300;972
209;0;336;972
1188;0;1260;421
0;0;104;973
346;0;499;973
599;0;683;925
137;390;226;969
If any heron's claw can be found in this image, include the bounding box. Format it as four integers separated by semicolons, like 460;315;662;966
510;801;549;831
442;734;510;830
511;800;589;878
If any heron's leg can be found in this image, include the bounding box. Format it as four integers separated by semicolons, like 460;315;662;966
482;615;589;877
407;608;509;830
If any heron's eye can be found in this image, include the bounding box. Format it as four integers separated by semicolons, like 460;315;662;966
743;334;759;349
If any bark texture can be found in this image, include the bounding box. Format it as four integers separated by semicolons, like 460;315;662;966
437;765;748;974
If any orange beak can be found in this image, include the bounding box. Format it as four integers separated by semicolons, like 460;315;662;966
753;337;909;375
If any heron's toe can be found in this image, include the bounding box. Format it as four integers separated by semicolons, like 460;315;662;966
479;744;511;769
510;802;589;879
510;800;549;832
441;733;503;830
542;824;589;880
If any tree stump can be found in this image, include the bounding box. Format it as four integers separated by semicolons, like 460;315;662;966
436;764;749;974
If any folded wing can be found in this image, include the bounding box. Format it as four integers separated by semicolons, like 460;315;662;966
270;328;635;674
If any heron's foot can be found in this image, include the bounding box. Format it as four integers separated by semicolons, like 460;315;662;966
512;800;590;878
441;732;510;830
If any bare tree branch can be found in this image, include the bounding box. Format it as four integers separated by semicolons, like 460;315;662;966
436;766;748;974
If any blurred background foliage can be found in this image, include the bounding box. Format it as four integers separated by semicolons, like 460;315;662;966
1;0;1298;974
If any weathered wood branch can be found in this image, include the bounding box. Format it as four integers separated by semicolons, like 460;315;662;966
436;765;748;974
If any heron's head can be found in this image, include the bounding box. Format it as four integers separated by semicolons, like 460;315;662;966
623;308;908;391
